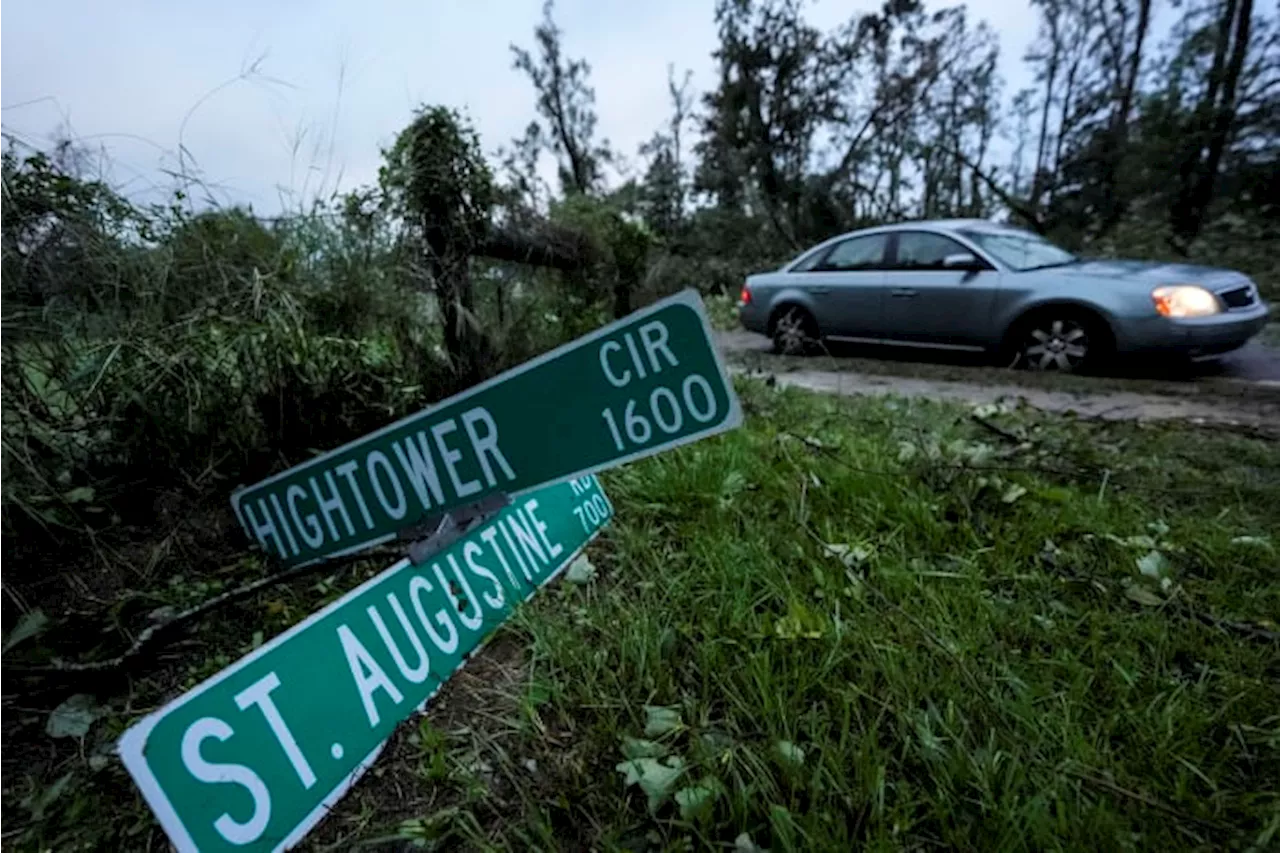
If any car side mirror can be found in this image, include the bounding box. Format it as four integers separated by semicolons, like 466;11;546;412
942;252;982;271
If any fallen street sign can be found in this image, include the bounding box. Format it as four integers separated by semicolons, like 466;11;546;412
120;475;613;853
231;288;740;567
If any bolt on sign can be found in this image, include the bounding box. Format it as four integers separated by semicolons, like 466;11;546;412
119;476;612;853
231;289;741;567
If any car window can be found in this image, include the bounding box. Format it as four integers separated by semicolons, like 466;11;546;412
788;244;831;272
959;228;1076;271
815;234;889;271
893;232;973;270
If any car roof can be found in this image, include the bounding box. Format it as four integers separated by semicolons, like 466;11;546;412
797;219;1029;250
858;218;1017;235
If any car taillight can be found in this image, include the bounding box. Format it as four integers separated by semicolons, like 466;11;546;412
739;285;752;305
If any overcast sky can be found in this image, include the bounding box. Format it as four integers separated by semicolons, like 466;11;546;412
3;0;1040;214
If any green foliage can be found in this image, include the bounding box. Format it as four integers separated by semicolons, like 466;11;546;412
379;105;495;256
489;381;1280;850
549;193;657;319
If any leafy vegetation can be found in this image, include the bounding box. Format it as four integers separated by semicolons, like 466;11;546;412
323;382;1278;851
12;383;1276;850
2;0;1279;848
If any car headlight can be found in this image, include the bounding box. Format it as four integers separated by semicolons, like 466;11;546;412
1152;285;1221;318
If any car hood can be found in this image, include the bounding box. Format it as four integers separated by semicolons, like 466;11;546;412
1055;259;1250;288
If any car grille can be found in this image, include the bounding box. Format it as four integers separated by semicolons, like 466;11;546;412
1220;286;1256;309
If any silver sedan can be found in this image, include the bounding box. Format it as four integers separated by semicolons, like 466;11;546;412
737;219;1272;371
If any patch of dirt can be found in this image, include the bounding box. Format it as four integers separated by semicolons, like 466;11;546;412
732;365;1280;430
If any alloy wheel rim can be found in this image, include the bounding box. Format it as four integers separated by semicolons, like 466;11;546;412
776;312;808;354
1022;319;1088;371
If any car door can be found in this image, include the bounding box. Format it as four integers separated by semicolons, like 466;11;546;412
880;230;1001;348
800;232;891;338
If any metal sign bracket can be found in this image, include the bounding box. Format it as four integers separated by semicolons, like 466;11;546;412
397;492;511;565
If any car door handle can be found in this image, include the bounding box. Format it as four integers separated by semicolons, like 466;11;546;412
890;288;918;298
809;287;832;295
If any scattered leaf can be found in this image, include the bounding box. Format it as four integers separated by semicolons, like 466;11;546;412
1001;484;1028;504
896;441;917;463
23;771;73;821
1124;584;1165;607
565;555;597;585
621;737;668;759
675;781;719;821
62;486;95;504
1136;550;1170;579
643;705;683;737
822;542;871;567
615;755;685;811
3;608;49;653
46;694;101;739
775;740;806;769
735;832;770;853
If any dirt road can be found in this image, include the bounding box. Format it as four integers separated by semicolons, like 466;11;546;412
719;330;1280;429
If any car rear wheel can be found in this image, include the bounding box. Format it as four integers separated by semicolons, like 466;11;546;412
1009;311;1106;373
771;306;818;355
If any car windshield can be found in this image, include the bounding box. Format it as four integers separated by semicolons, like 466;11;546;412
960;228;1077;271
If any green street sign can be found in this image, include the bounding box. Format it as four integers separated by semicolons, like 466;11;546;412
231;289;740;567
120;475;612;852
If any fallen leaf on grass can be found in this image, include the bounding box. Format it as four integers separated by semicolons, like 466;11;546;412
46;694;101;739
822;542;872;567
3;608;48;653
1124;584;1165;607
1001;484;1028;504
621;737;668;759
735;832;771;853
565;555;597;585
775;740;806;769
62;486;95;504
615;755;685;811
643;704;684;737
22;771;73;821
675;780;720;821
1136;550;1170;579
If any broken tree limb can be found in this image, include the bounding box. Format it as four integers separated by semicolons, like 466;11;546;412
476;223;597;271
940;145;1048;234
8;545;403;678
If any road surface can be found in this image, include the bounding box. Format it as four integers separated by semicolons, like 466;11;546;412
717;330;1280;383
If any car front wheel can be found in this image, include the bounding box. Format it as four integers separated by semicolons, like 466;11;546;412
771;306;818;355
1010;313;1103;372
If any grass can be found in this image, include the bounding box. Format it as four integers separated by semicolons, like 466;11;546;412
5;379;1279;851
311;379;1279;850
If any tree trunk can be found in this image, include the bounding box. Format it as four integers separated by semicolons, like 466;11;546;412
1172;0;1253;243
1032;12;1062;206
1097;0;1152;234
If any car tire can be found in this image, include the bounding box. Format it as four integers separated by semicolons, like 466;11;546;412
1007;309;1110;373
771;306;819;356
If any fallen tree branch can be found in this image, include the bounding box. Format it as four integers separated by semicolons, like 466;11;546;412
476;223;596;271
8;546;402;678
939;145;1047;234
970;413;1025;445
1063;764;1230;834
1181;604;1280;642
